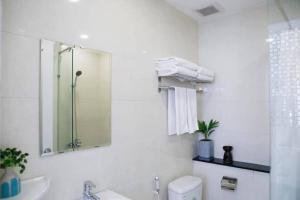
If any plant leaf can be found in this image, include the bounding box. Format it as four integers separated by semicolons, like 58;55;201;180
0;148;29;173
197;119;220;138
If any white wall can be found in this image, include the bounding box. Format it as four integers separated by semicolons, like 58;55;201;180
0;0;198;199
197;6;270;165
193;5;270;200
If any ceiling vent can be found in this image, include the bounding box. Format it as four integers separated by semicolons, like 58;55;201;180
197;5;220;16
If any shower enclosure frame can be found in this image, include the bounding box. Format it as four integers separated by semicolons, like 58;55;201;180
57;45;83;151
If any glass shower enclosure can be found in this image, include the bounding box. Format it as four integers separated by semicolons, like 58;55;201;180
268;0;300;199
57;45;74;151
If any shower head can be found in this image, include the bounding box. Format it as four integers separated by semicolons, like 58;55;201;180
73;70;83;88
76;71;82;76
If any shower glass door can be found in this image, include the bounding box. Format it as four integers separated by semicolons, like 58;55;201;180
57;44;74;152
268;0;300;199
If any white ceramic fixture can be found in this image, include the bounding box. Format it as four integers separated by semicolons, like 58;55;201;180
168;176;202;200
7;176;50;200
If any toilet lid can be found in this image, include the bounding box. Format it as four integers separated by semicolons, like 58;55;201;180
168;176;202;194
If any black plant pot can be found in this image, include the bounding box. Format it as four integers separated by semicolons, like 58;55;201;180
223;146;233;165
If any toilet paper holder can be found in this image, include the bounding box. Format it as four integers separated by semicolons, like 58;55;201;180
221;176;238;191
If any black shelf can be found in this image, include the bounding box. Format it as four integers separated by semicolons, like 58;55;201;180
193;156;270;173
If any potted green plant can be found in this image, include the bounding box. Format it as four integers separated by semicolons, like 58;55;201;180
197;119;219;160
0;148;29;199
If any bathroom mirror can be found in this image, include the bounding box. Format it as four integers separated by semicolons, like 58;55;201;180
40;39;111;156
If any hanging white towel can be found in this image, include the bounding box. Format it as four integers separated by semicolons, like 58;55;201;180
187;88;198;133
174;87;189;135
168;88;176;135
167;87;198;136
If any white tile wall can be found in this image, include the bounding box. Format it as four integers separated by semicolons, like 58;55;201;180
193;6;271;200
0;0;198;199
197;6;270;165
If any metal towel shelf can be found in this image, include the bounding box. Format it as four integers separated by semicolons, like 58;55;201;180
158;76;204;92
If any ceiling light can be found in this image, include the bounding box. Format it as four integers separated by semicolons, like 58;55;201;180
80;34;89;39
141;50;148;54
265;38;274;43
69;0;80;2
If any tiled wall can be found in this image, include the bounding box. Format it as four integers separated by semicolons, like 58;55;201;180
197;6;270;165
194;5;270;200
0;0;198;199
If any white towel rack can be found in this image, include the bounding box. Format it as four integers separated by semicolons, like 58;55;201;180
158;77;203;93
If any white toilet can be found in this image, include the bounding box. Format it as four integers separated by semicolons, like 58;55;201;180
168;176;202;200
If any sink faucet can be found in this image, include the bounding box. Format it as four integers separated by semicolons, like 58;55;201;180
83;181;100;200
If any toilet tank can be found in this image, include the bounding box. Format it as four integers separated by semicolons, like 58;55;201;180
168;176;202;200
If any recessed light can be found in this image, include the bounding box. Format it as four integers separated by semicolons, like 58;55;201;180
69;0;80;2
265;38;274;43
80;34;89;39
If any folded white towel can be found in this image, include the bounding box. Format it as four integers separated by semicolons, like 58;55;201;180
156;65;198;81
196;74;214;82
197;67;215;77
158;57;200;72
187;88;198;133
157;57;215;79
158;62;214;78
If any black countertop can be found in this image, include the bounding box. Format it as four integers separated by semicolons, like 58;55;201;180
193;156;270;173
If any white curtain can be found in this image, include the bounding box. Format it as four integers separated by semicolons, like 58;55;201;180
269;29;300;200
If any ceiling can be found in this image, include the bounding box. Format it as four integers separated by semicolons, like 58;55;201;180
165;0;268;22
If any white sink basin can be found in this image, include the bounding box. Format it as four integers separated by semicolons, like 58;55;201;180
91;190;131;200
7;176;50;200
